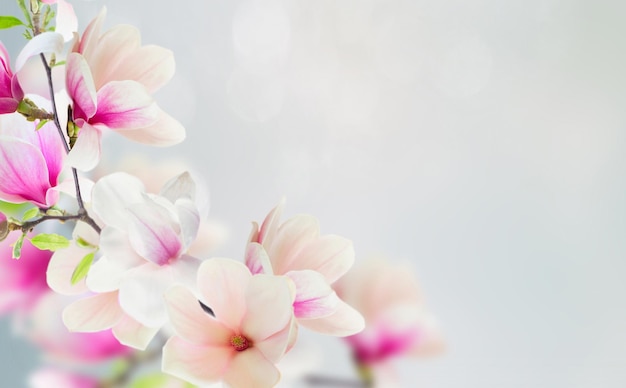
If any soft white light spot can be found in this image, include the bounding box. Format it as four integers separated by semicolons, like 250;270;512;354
232;0;291;73
227;68;285;122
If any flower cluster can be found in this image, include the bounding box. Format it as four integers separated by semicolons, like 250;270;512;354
0;1;442;387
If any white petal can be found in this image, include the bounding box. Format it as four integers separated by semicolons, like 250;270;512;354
112;313;160;350
91;172;146;229
15;32;63;71
65;123;102;171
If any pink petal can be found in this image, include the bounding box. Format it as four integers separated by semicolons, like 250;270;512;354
85;24;141;89
78;8;106;63
0;137;50;207
65;122;102;171
245;242;273;275
97;226;144;271
291;235;355;283
66;53;97;120
242;274;295;341
15;32;63;72
116;109;185;146
298;299;365;337
46;244;91;295
223;348;280;388
91;80;158;129
55;0;78;42
0;99;18;114
254;317;296;363
107;44;175;93
91;172;146;229
127;200;182;265
62;292;124;332
256;198;285;246
33;121;65;186
164;285;232;345
112;313;160;350
197;259;251;331
162;336;233;386
268;215;319;275
287;270;338;319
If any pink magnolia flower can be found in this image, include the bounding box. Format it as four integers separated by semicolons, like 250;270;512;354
0;231;51;315
246;200;364;336
48;221;162;350
162;258;296;387
0;114;65;207
337;259;444;367
70;172;204;336
0;42;24;114
65;8;184;171
29;367;99;388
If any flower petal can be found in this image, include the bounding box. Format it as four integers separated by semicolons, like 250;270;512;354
242;274;295;341
162;336;232;386
112;313;160;350
298;299;365;337
255;198;285;246
0;136;50;206
127;200;182;265
65;122;102;171
62;292;124;332
97;226;144;270
15;32;63;72
92;80;158;129
245;242;273;275
55;0;78;42
108;45;175;93
291;235;355;284
34;121;65;188
174;197;200;251
165;285;232;345
286;270;338;319
117;263;171;327
197;259;251;331
116;109;185;146
223;348;280;388
268;215;319;275
66;53;97;120
91;172;146;229
46;244;91;295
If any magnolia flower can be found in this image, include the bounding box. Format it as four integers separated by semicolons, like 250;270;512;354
66;8;184;171
0;114;65;207
0;42;24;114
162;259;296;387
0;232;51;315
81;172;203;331
337;259;444;372
49;222;161;350
246;200;364;336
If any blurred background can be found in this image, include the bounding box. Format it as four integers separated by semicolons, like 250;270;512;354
2;0;626;386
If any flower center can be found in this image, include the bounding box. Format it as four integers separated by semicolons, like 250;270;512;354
230;334;250;351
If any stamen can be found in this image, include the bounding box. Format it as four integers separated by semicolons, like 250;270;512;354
230;334;250;351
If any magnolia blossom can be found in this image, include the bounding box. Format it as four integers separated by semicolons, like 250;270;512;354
162;259;296;387
0;232;51;315
0;114;65;207
62;172;204;342
246;200;364;336
66;8;184;171
0;42;24;114
337;259;444;368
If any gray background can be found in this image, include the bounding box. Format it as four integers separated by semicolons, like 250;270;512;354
1;0;626;386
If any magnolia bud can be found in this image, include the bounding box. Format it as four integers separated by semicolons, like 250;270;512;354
0;212;9;242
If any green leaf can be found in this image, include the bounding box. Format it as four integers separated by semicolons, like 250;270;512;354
30;233;70;251
22;208;40;221
70;252;94;285
75;236;96;249
12;233;26;259
0;16;24;30
35;119;49;130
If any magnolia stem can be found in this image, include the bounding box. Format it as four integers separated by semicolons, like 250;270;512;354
37;53;101;234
